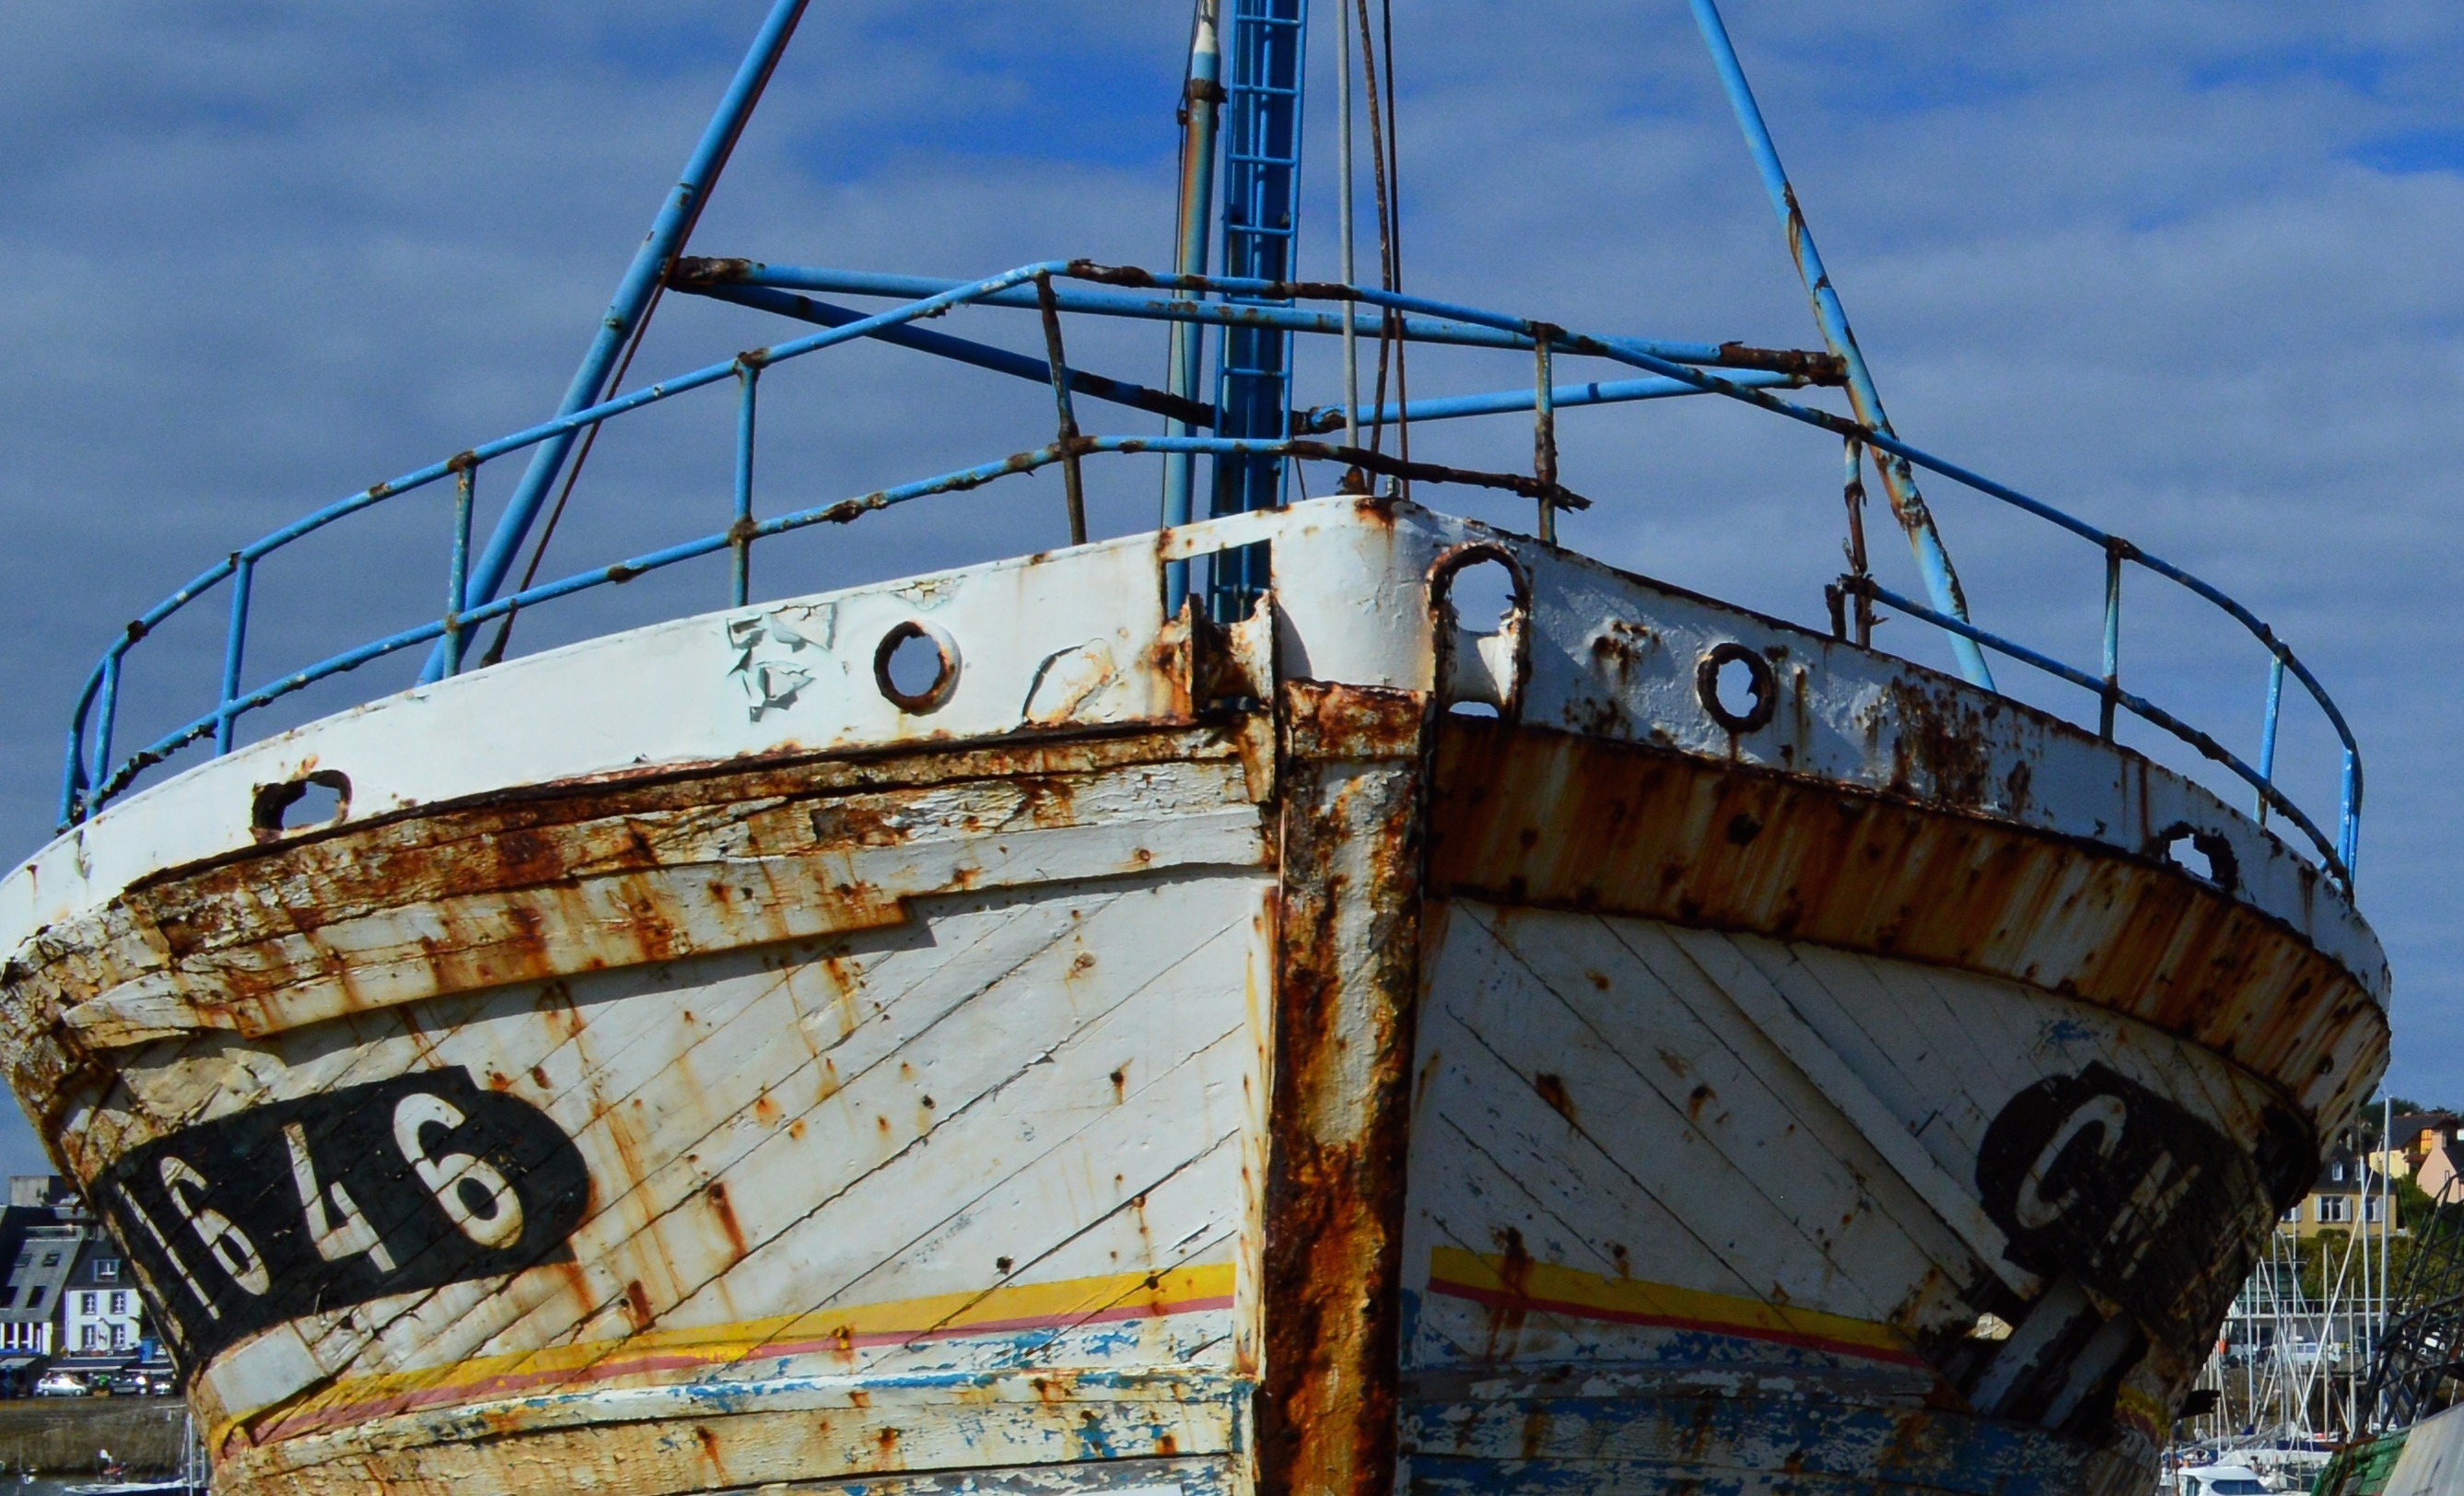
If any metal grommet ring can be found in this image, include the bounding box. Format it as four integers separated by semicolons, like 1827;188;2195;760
873;620;961;714
1695;641;1777;733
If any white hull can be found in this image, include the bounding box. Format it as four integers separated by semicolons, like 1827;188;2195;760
0;498;2386;1496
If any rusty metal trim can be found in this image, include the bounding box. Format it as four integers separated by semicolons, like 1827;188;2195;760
1258;680;1431;1496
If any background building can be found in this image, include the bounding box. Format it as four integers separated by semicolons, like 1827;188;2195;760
0;1175;166;1394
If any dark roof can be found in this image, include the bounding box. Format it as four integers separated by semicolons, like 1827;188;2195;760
2311;1147;2388;1196
0;1224;88;1324
64;1235;128;1291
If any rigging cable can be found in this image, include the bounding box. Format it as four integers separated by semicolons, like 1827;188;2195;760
1379;0;1407;492
1351;0;1395;458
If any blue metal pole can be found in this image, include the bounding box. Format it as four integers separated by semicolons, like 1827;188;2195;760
1687;0;1994;691
2256;654;2284;827
90;654;122;801
2099;543;2121;741
732;364;759;606
1298;368;1798;428
216;556;254;754
688;282;1210;426
1163;0;1224;615
2341;749;2361;880
429;0;809;681
699;263;1837;374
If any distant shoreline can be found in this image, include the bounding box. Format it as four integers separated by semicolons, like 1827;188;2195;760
0;1398;183;1476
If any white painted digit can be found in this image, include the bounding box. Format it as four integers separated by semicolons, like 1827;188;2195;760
393;1093;524;1249
285;1121;397;1274
158;1156;270;1296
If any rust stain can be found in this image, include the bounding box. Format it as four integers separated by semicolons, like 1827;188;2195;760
1532;1072;1576;1125
706;1181;748;1262
1481;1225;1537;1363
21;725;1255;1064
1519;1407;1551;1463
1257;680;1428;1496
1426;721;2382;1120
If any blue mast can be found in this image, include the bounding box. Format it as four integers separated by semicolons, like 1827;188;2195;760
1207;0;1310;621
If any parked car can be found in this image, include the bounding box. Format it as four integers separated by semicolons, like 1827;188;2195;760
32;1371;87;1397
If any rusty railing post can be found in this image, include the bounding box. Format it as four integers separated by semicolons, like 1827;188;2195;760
1533;333;1558;543
1036;273;1089;545
2100;540;2123;742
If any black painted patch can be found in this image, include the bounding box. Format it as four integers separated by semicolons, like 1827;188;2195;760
1977;1064;2290;1341
98;1068;588;1363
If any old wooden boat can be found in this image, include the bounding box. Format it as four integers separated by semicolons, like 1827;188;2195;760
0;4;2387;1496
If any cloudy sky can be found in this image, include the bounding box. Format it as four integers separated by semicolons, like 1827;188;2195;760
1;1;2458;1175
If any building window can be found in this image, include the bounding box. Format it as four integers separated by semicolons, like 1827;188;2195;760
111;1292;128;1315
38;1253;57;1268
2332;1163;2346;1182
2366;1198;2387;1222
2320;1197;2353;1224
94;1259;118;1281
2283;1205;2302;1223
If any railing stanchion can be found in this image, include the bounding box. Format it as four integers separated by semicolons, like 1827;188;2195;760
444;462;476;677
216;555;255;755
2341;749;2361;882
732;363;760;607
91;654;122;803
2256;653;2285;828
2099;541;2122;742
1035;274;1089;545
1534;334;1558;543
1841;438;1874;648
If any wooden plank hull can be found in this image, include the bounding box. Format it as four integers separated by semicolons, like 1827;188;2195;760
0;499;2386;1496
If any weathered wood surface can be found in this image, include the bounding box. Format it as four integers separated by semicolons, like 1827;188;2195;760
1397;897;2302;1496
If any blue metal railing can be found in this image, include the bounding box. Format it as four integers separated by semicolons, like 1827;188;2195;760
56;261;2365;891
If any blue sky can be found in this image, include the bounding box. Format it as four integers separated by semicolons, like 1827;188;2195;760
2;1;2460;1173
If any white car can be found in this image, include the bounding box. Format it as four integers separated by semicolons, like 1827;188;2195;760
32;1371;88;1397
